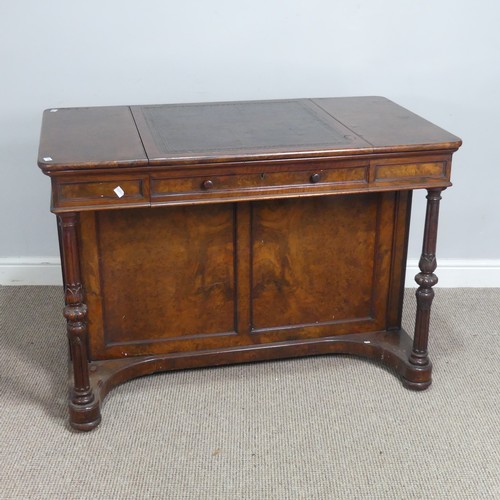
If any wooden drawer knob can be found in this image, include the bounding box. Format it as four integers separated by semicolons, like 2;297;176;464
202;180;214;190
310;173;321;183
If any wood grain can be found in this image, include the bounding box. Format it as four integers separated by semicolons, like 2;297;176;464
85;205;237;358
38;106;147;172
251;195;378;329
312;96;462;153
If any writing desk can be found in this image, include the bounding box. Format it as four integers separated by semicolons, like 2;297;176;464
37;97;461;431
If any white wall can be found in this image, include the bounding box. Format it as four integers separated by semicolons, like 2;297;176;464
1;0;499;285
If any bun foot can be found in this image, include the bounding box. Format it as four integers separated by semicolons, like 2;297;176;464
402;362;432;391
402;377;432;391
69;399;102;431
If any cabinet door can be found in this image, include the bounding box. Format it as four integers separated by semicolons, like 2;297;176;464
250;192;406;341
80;204;240;359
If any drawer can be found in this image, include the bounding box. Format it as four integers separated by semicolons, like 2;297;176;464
151;165;368;202
55;176;149;210
373;159;448;183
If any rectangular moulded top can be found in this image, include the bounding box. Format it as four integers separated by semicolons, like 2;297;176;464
38;97;462;173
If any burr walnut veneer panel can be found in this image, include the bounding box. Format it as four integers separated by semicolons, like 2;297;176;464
80;192;404;361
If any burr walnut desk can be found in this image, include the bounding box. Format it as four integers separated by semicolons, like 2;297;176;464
37;97;461;431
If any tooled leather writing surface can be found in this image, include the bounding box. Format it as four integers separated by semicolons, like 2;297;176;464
137;99;359;155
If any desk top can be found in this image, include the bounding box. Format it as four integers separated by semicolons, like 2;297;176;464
38;97;461;173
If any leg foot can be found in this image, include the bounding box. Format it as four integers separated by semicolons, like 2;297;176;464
69;398;102;431
402;360;433;391
402;377;432;391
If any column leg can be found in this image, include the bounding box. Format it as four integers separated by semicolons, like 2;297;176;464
409;188;444;369
58;212;101;430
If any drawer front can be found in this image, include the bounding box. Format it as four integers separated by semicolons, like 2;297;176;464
55;176;149;210
151;165;368;202
50;155;451;212
372;157;449;186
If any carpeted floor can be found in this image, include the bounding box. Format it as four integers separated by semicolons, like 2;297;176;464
1;286;499;499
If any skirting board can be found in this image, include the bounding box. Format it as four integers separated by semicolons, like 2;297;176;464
1;258;500;287
0;258;62;286
405;259;500;288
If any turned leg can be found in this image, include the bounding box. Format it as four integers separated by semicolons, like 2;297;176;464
58;212;101;430
409;188;444;375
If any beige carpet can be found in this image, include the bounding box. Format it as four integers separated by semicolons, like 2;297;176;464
1;286;499;499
